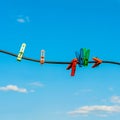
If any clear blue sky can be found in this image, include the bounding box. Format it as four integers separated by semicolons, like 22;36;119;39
1;0;120;120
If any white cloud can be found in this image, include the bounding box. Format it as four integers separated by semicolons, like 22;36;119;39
0;85;27;93
17;16;30;23
30;82;44;87
68;105;120;116
17;18;26;23
111;96;120;104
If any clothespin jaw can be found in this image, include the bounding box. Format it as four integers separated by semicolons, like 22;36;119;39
92;57;102;68
17;43;26;61
40;50;45;64
66;58;78;76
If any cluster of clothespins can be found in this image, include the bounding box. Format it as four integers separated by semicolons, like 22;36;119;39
66;48;102;76
17;43;103;77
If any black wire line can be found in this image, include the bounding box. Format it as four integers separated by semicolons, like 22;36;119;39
1;49;120;65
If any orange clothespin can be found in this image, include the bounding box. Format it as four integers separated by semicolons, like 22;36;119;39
40;50;45;64
92;57;102;68
66;58;78;76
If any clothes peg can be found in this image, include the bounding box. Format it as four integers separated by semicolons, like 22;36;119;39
75;48;84;67
79;48;84;67
92;57;102;68
40;50;45;64
66;58;78;76
83;48;90;66
17;43;26;61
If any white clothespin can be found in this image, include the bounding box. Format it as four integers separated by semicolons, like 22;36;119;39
40;50;45;64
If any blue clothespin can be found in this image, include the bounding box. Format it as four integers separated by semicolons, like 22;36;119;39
75;48;84;67
79;48;84;67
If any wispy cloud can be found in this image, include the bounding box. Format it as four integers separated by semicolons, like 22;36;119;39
17;16;30;23
68;105;120;116
17;18;26;23
74;89;92;96
111;96;120;104
101;98;108;103
0;85;27;93
29;89;35;93
26;16;30;22
30;82;44;87
109;87;114;91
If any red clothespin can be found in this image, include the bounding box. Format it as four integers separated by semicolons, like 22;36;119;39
92;57;102;68
66;58;78;76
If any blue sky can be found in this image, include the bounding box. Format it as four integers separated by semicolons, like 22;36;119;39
1;0;120;120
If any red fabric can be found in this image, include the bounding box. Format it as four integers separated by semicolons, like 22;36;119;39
66;58;78;76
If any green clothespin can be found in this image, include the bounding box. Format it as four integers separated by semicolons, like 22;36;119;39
17;43;26;61
83;48;90;66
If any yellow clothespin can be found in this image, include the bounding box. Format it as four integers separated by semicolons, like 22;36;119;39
17;43;26;61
